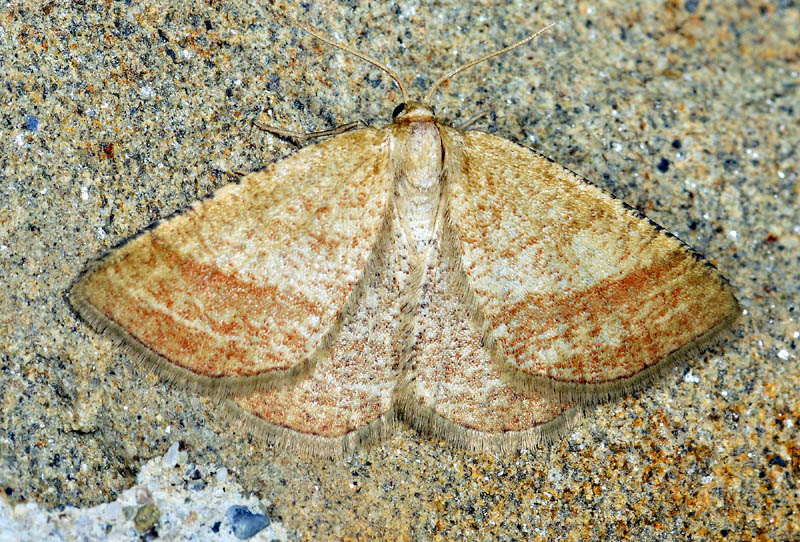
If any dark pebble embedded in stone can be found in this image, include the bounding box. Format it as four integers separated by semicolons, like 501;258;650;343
186;467;207;489
134;502;161;532
25;115;38;132
226;505;270;539
188;478;207;491
769;456;787;467
141;526;159;542
657;157;670;172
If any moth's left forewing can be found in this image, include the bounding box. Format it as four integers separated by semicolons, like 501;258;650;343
441;126;739;402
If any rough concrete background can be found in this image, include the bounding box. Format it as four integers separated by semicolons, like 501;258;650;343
1;0;798;540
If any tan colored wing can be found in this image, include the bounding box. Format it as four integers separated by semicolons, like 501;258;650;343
396;226;575;454
70;128;393;392
225;207;415;456
442;127;739;400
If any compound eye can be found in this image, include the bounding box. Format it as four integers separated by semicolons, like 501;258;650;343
391;103;406;119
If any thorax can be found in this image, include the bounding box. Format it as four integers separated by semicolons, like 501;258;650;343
390;116;444;257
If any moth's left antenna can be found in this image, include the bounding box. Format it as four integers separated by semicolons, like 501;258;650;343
300;25;410;104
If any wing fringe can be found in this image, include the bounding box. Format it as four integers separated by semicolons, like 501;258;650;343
498;304;740;403
394;390;582;455
223;400;400;459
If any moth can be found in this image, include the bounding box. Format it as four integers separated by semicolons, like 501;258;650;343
70;24;739;456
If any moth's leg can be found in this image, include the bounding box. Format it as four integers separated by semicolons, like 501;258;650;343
224;169;248;179
457;111;488;131
254;119;368;146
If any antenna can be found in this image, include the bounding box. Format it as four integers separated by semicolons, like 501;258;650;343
423;23;555;103
300;25;409;104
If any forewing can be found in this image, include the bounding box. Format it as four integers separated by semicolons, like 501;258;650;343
71;128;394;391
443;128;739;399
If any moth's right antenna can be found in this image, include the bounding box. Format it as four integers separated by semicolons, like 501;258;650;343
300;25;410;104
424;23;555;103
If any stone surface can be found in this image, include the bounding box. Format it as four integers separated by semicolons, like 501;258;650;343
0;448;286;541
1;0;797;541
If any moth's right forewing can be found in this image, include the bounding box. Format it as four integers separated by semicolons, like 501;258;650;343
71;128;394;392
442;128;738;401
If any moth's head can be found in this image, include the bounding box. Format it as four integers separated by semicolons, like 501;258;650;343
392;101;435;123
